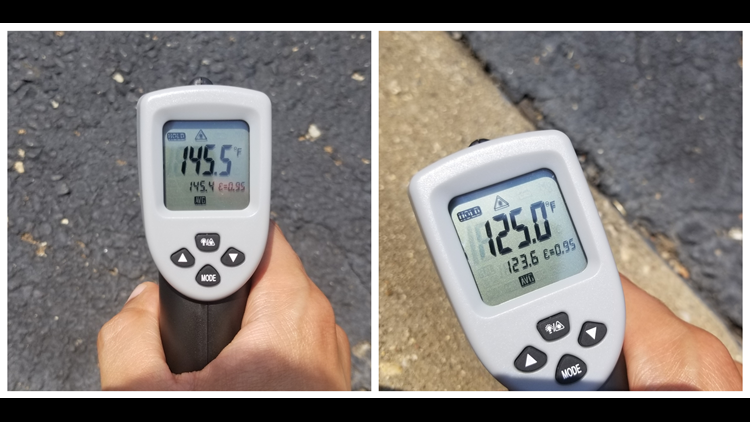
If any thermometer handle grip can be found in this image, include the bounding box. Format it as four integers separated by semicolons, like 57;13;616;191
158;273;251;374
599;350;629;391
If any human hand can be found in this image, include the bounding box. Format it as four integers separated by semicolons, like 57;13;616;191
620;274;742;390
97;221;351;390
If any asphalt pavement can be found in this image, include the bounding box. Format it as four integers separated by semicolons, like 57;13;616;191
7;31;371;391
463;32;743;331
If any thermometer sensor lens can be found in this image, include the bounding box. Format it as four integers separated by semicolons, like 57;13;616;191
449;169;587;306
163;120;250;210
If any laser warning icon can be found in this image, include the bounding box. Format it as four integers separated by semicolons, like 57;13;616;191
494;195;509;211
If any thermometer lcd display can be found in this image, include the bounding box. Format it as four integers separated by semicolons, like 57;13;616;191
163;121;250;210
449;169;587;306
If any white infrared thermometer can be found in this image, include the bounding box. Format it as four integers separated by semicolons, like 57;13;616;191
409;131;626;390
137;78;271;373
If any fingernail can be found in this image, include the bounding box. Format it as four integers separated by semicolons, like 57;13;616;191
126;283;147;303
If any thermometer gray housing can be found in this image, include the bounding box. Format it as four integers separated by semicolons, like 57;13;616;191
408;131;625;391
137;85;271;302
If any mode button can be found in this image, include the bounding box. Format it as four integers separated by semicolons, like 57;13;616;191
555;355;587;385
196;265;221;287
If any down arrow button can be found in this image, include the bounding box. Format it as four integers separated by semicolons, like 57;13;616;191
221;247;245;267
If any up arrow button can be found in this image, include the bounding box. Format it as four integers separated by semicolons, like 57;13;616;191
514;346;547;373
525;355;537;367
170;248;195;268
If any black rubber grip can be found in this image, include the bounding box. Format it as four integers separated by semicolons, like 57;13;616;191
598;350;629;391
159;273;251;374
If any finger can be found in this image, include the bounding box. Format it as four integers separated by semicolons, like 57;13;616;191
242;221;315;324
620;274;741;390
251;221;310;289
336;324;353;390
97;282;176;390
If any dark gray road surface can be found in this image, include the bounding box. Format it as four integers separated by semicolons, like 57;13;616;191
463;32;742;332
7;31;371;390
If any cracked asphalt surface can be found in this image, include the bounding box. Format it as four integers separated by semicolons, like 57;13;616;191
7;31;371;391
463;32;743;331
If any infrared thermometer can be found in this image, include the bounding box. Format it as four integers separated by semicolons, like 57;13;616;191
409;131;626;391
137;79;271;373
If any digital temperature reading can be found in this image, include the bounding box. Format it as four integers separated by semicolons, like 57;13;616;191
449;169;587;306
163;120;250;210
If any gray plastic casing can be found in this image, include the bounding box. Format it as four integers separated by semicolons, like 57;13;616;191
408;131;625;391
137;85;271;302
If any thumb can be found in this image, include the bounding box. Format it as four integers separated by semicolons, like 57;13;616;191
97;282;175;390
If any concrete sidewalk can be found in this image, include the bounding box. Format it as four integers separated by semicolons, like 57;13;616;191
378;31;741;391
